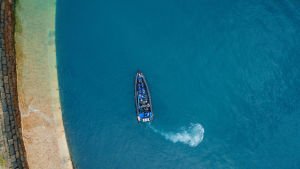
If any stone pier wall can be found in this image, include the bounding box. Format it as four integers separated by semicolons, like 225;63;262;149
0;0;28;168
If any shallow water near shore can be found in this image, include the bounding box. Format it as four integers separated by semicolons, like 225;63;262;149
15;0;72;168
56;0;300;168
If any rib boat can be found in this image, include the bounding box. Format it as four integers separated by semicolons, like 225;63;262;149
135;71;154;122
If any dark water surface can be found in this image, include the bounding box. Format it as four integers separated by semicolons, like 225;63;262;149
56;0;300;168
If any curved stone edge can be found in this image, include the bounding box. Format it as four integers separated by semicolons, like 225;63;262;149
14;0;73;168
0;0;28;168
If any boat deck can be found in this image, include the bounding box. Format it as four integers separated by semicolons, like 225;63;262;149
135;71;153;122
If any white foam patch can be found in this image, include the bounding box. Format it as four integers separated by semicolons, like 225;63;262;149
149;123;204;147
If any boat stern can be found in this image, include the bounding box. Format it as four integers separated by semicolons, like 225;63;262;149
137;112;153;122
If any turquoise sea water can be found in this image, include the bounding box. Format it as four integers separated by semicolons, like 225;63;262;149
56;0;300;168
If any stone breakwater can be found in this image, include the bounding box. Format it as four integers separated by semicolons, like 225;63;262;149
0;0;73;168
14;0;73;168
0;0;28;168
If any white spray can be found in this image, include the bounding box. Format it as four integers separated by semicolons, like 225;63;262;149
149;123;205;147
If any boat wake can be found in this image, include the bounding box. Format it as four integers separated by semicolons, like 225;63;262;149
149;123;204;147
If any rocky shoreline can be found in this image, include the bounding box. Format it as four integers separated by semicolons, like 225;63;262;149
0;0;28;168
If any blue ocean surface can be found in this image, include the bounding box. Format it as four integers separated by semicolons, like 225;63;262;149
56;0;300;168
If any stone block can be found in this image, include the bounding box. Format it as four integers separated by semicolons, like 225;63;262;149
4;82;9;89
7;99;11;108
16;151;19;158
9;144;15;155
14;141;18;150
2;69;7;75
1;92;6;99
1;97;7;105
3;75;8;83
8;106;13;114
4;120;9;128
7;132;12;139
11;154;16;162
2;63;6;70
5;125;10;132
5;85;9;93
11;161;17;168
17;160;22;168
8;138;13;145
11;120;15;128
5;93;10;99
4;113;9;124
1;58;5;64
